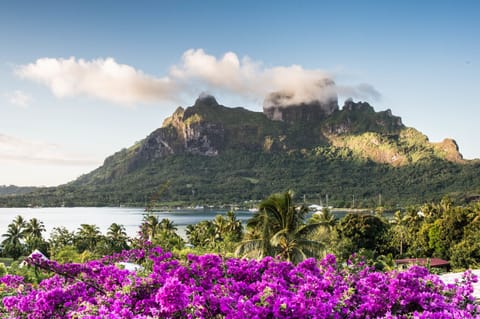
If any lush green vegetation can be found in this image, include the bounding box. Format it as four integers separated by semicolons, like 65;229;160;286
4;195;480;318
1;99;479;208
1;193;480;273
236;191;326;263
0;185;36;196
2;149;478;208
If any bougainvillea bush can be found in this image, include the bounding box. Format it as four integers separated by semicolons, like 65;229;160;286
1;247;479;318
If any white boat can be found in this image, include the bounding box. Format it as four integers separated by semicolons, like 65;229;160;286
308;204;323;212
310;205;333;215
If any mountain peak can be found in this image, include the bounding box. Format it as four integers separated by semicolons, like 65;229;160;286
262;94;338;123
194;93;219;107
262;79;338;123
54;96;475;207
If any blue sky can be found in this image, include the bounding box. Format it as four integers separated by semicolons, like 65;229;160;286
0;1;478;186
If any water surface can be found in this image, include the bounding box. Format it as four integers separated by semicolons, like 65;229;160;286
0;207;253;238
0;207;369;239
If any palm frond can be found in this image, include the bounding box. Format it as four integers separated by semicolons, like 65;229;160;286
235;239;267;259
269;228;289;247
296;222;330;238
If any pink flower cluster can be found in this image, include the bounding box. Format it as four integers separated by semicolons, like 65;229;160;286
1;248;479;318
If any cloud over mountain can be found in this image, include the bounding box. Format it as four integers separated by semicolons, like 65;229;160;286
16;50;381;107
171;49;340;106
16;57;177;106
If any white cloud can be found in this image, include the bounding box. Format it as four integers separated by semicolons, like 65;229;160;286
171;49;339;106
6;90;32;108
15;50;380;107
16;57;177;106
0;134;99;166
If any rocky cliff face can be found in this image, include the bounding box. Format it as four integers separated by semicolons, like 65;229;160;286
67;94;470;198
323;100;405;136
183;121;224;156
132;96;226;168
434;139;464;163
97;94;465;179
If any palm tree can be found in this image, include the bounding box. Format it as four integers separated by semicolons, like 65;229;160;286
310;208;336;229
107;223;127;239
106;223;129;253
12;215;27;231
212;215;228;242
185;224;196;244
48;226;75;256
24;218;47;253
1;223;25;259
76;224;101;252
186;221;215;248
24;218;45;239
150;218;184;251
404;207;424;226
142;215;160;241
159;218;177;234
236;191;326;264
224;211;243;242
391;211;409;256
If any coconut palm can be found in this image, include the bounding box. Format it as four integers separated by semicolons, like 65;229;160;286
48;227;75;256
212;215;228;242
391;210;409;256
24;218;45;238
186;221;215;248
150;218;184;251
76;224;102;252
1;223;25;259
142;215;160;241
224;211;243;242
106;223;129;253
185;224;196;243
159;218;177;234
12;215;27;231
309;208;336;229
236;191;326;264
24;218;47;253
107;223;127;239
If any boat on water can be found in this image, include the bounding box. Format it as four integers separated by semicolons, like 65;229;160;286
309;204;333;215
308;204;323;212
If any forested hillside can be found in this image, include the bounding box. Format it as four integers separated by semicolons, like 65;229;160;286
1;96;478;207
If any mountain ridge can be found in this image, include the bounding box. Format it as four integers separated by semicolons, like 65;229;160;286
1;95;478;207
78;95;464;182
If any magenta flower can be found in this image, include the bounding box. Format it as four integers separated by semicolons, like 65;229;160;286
154;277;189;315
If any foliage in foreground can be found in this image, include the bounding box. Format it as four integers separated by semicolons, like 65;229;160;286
1;246;479;319
236;191;326;263
2;195;480;270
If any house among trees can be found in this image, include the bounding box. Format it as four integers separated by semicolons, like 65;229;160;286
395;258;451;271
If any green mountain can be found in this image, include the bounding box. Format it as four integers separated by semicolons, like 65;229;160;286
0;185;37;196
1;95;479;207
